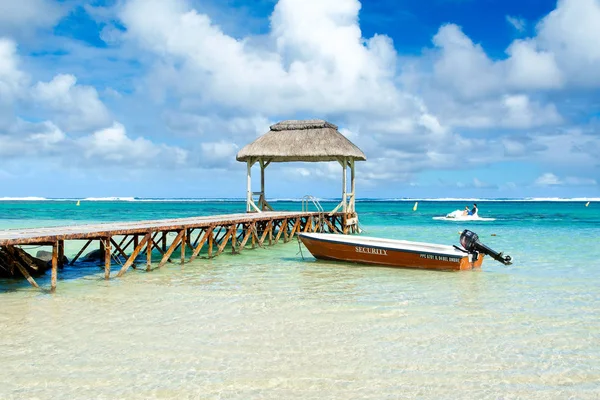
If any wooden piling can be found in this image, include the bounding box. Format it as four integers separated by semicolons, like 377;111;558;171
117;234;150;277
104;238;111;280
51;241;58;292
181;229;186;265
71;239;92;264
146;233;152;271
159;230;184;268
4;246;39;288
190;227;213;262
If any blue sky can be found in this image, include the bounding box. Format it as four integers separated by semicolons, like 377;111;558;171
0;0;599;199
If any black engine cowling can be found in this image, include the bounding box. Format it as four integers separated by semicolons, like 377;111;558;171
459;230;512;265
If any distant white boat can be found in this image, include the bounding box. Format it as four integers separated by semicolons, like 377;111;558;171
433;209;496;221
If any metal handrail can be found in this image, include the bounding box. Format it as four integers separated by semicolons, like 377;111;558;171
301;195;324;213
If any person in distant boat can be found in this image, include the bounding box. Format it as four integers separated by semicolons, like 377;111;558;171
470;203;478;216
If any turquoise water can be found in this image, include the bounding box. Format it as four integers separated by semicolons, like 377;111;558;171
1;200;599;399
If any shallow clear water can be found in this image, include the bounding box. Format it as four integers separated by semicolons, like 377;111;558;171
1;200;599;399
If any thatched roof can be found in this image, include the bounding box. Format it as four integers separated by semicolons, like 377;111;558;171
236;120;366;163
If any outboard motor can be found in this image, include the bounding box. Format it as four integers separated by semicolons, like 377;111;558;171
459;230;512;265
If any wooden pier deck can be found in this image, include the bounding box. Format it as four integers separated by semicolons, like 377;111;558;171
0;211;357;291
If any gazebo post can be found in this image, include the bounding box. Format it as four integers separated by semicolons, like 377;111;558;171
246;159;252;213
246;158;263;213
350;159;355;213
342;157;347;213
260;158;265;210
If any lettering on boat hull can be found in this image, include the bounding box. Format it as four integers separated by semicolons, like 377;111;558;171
355;246;387;256
419;254;460;263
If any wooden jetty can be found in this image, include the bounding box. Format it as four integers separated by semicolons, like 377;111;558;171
0;119;367;292
0;211;353;291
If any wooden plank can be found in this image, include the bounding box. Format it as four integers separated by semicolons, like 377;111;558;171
334;216;343;233
345;217;358;226
117;234;150;277
4;246;39;288
283;219;290;242
303;216;313;233
149;237;172;264
58;240;64;268
325;218;337;233
181;229;187;265
236;224;253;253
70;239;92;264
249;199;262;213
208;230;214;258
275;218;287;244
13;257;39;288
231;224;237;253
6;245;39;272
288;218;301;240
121;235;136;254
158;230;184;268
250;223;264;248
213;226;224;244
268;220;273;245
104;238;111;280
235;225;245;243
146;233;152;271
190;227;214;262
313;216;321;232
215;226;234;256
51;241;58;291
259;221;272;246
186;228;193;250
117;234;129;250
192;228;204;248
110;237;129;261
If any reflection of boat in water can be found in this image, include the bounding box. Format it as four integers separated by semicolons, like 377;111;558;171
433;209;496;221
298;230;512;271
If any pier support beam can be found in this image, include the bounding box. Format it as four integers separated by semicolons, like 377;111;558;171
146;233;152;271
117;234;150;277
104;237;111;280
51;241;58;292
71;239;92;265
159;230;184;268
4;246;40;288
181;229;186;264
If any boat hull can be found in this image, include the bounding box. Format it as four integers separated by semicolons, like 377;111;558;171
299;234;484;271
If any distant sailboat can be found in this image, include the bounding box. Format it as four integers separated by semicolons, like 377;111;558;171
76;200;80;206
413;201;418;211
586;201;590;207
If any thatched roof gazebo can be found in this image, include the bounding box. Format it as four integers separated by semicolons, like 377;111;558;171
236;119;366;214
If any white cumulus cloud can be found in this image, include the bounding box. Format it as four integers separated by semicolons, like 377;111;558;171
32;74;112;132
78;122;188;168
0;0;66;37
